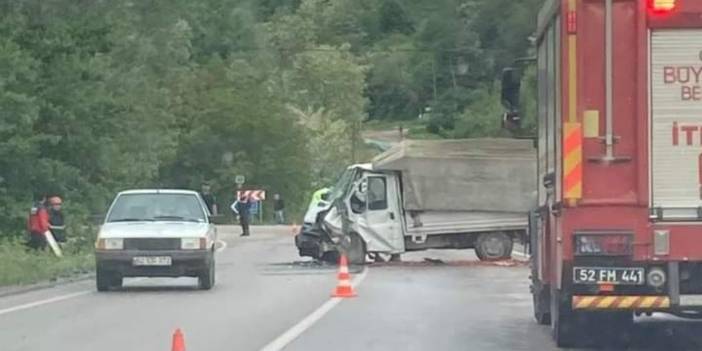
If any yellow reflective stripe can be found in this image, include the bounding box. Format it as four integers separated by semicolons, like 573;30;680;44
639;297;657;309
568;37;577;123
620;296;639;309
597;296;618;308
563;148;582;175
573;296;672;310
574;296;596;309
567;0;577;122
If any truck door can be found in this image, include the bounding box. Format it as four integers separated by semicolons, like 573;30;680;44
348;173;405;254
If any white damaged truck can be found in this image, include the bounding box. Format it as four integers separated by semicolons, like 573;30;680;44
295;139;537;264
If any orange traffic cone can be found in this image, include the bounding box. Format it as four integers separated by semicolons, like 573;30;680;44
172;328;186;351
331;255;357;298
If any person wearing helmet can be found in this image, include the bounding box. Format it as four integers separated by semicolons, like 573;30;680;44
48;196;67;243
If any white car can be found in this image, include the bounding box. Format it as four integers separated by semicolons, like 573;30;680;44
95;189;218;291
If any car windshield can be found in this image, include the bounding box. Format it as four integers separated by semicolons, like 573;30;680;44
106;194;206;223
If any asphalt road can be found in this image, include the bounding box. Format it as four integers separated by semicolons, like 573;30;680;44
2;226;702;351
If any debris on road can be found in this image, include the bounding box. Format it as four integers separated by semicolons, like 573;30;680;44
369;259;528;268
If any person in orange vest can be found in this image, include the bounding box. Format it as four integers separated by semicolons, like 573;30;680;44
27;193;50;250
48;196;66;243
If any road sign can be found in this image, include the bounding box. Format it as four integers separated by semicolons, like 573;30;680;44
237;190;266;201
235;175;246;185
249;201;259;215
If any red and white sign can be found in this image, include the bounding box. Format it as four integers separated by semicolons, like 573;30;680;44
237;190;266;201
651;29;702;219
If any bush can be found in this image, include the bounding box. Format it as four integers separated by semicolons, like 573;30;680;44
0;224;97;287
0;238;94;287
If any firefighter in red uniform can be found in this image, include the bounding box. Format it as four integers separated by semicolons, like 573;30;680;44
27;194;50;250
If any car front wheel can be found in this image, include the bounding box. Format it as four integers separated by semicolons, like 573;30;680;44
199;254;215;290
96;267;120;292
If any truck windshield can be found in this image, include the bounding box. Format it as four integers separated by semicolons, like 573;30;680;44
328;168;357;202
106;193;207;223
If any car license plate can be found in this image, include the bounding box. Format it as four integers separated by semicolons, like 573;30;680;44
132;256;172;266
573;267;645;285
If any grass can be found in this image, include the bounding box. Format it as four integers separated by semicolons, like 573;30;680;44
363;118;443;141
406;125;443;139
0;239;95;287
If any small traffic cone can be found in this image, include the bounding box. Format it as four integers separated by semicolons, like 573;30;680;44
331;255;357;298
172;328;186;351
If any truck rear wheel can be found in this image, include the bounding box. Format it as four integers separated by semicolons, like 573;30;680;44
475;232;513;261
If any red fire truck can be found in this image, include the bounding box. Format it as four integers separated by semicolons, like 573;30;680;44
501;0;702;347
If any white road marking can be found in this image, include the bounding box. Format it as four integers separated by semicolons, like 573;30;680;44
0;291;91;316
216;239;228;253
0;277;152;317
259;267;369;351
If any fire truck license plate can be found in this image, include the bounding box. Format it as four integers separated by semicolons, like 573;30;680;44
573;267;645;285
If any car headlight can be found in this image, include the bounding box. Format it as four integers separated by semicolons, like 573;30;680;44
97;238;124;250
181;238;206;250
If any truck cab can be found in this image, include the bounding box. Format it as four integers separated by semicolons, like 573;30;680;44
296;139;537;264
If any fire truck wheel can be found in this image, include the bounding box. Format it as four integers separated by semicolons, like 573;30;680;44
475;232;513;261
532;283;551;325
551;289;577;348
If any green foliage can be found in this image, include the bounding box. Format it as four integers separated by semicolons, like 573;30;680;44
0;0;541;242
0;239;94;286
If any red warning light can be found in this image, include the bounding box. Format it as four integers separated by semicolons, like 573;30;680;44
648;0;676;14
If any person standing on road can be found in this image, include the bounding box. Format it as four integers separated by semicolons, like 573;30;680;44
47;196;67;243
200;183;218;216
27;193;50;250
233;194;251;237
273;193;285;224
